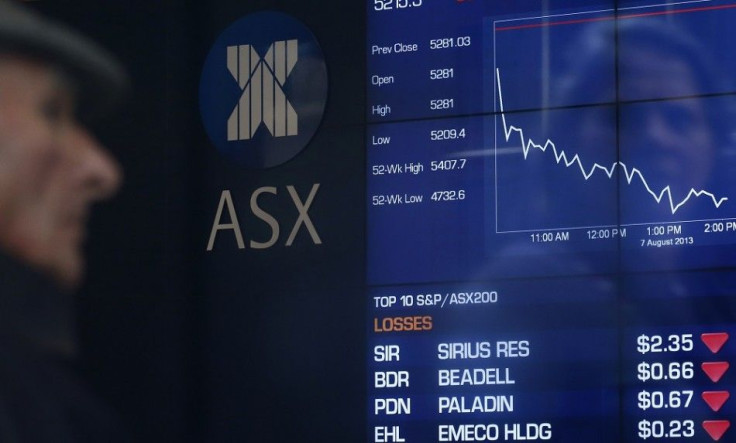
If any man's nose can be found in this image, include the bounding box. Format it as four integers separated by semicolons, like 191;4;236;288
71;125;122;200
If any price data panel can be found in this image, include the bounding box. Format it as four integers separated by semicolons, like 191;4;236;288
368;277;619;442
623;273;736;442
367;0;736;442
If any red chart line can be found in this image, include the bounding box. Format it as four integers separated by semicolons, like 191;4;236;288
495;3;736;31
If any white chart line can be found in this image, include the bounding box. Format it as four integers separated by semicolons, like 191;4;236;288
495;68;728;215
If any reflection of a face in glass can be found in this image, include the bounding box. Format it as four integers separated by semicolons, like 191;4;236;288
620;47;714;198
566;20;725;221
0;56;122;289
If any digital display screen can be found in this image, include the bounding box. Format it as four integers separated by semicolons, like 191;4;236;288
366;1;736;441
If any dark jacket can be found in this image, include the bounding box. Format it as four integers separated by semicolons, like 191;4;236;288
0;252;128;442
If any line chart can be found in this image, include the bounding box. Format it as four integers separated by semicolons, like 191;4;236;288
495;68;729;218
491;1;736;233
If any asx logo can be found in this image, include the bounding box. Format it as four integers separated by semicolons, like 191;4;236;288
199;12;328;168
227;40;299;141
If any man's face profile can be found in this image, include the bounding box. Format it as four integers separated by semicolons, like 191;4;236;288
0;55;121;289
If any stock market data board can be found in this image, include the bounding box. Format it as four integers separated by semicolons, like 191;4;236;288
366;1;736;442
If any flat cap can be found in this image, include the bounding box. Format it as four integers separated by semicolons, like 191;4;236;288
0;0;128;119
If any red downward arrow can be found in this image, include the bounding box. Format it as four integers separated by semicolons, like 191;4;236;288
702;391;730;412
702;333;729;354
702;362;730;383
702;420;730;441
